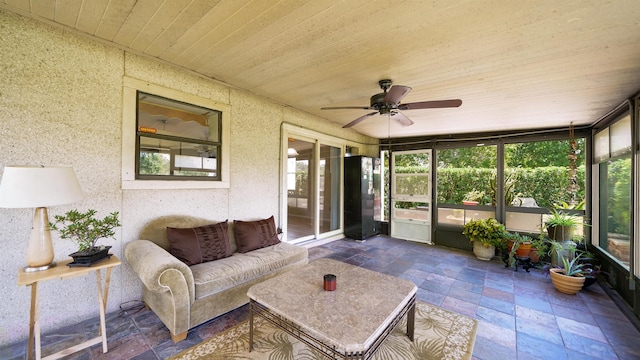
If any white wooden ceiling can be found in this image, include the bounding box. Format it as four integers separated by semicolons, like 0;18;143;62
2;0;639;138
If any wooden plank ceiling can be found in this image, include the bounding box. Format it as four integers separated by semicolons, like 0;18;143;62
2;0;639;138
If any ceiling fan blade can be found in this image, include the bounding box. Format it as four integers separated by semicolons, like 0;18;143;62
384;85;412;104
391;111;414;127
343;111;378;128
399;99;462;110
321;106;372;110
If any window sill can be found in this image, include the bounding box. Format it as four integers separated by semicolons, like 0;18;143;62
122;180;230;190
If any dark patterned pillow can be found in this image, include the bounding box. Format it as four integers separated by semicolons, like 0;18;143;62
234;216;280;253
167;220;231;266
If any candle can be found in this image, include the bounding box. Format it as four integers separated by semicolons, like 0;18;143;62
323;274;336;291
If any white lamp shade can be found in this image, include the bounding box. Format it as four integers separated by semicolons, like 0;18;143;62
287;148;299;157
0;165;84;208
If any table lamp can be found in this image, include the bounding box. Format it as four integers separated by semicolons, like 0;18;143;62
0;165;84;272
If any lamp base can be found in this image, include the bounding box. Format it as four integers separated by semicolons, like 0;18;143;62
23;261;56;273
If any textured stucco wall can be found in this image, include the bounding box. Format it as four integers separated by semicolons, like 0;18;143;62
0;10;377;345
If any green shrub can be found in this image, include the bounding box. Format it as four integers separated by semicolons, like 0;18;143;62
435;166;585;208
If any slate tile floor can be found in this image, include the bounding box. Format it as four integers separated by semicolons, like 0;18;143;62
2;236;640;359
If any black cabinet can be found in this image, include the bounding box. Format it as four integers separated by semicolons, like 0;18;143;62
344;156;381;240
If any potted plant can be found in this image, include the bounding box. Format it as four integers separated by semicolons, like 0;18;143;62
529;236;549;263
463;190;485;205
575;251;608;288
545;209;582;241
506;232;532;257
548;254;587;295
50;209;121;266
462;218;506;261
503;232;533;267
547;238;577;267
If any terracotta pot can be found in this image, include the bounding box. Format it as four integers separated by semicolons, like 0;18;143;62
507;240;532;258
472;241;495;261
549;268;585;295
529;248;541;262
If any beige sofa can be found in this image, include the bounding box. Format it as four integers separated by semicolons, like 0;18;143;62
125;216;308;342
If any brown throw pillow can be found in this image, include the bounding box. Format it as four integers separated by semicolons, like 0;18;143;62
234;216;280;253
167;221;231;266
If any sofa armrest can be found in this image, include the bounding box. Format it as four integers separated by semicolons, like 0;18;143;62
125;239;195;303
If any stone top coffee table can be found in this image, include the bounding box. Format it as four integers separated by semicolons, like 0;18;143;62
247;258;417;359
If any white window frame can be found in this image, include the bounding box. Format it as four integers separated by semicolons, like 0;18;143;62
122;77;230;189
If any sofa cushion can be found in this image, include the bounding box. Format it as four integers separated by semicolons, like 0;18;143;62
233;216;280;253
190;242;308;299
167;221;231;266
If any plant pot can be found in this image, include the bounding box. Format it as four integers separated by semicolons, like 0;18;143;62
583;276;597;288
473;241;495;261
529;248;541;262
547;225;574;241
551;240;575;267
463;201;479;206
68;245;112;267
549;268;585;295
507;240;532;258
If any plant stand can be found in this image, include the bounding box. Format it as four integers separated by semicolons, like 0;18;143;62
18;256;121;360
503;254;533;272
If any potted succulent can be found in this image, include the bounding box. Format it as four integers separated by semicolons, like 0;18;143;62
529;236;549;263
506;232;532;258
462;218;506;261
504;232;533;268
50;209;121;266
548;254;587;295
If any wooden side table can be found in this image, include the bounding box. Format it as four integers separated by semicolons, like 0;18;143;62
17;255;121;360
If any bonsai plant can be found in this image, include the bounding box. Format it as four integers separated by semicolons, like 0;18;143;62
50;209;121;266
548;254;587;295
462;218;506;261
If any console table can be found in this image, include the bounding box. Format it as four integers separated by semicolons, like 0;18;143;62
17;255;121;360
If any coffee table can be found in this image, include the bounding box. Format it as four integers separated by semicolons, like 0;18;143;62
247;258;417;359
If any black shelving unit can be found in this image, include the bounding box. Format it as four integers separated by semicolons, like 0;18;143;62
344;156;380;240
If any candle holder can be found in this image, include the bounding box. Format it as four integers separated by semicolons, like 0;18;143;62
323;274;336;291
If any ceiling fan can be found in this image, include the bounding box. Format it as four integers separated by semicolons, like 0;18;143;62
321;79;462;128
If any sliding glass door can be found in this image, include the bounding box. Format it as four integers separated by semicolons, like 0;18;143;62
287;138;314;240
284;128;342;243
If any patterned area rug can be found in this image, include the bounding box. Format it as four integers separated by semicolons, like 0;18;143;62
170;301;477;360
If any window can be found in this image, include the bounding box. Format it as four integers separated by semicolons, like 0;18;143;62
436;144;497;226
136;92;221;180
504;139;586;233
122;77;230;189
593;113;632;268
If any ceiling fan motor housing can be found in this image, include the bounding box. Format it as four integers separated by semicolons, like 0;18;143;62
371;92;394;114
